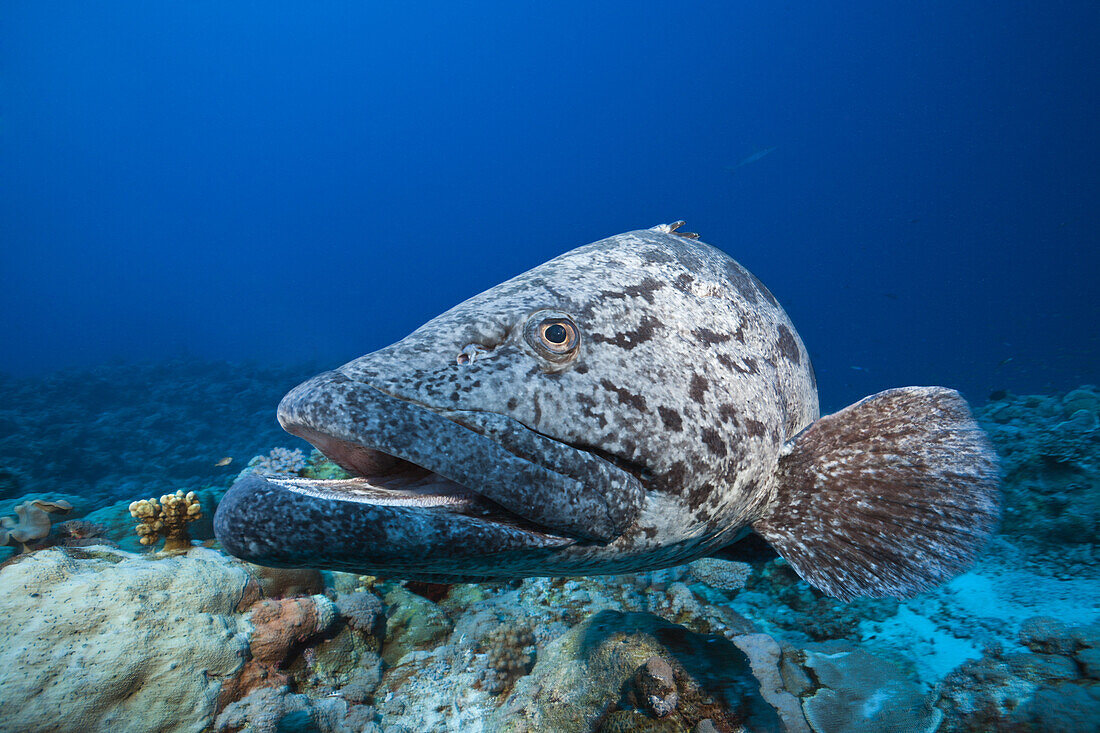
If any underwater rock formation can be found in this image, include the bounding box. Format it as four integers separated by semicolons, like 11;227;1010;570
492;610;779;733
978;386;1100;546
0;546;251;732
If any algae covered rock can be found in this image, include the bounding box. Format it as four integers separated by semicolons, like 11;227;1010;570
381;584;453;666
492;609;780;733
0;545;251;733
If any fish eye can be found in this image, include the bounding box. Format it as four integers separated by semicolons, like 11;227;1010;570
524;312;580;362
543;323;568;344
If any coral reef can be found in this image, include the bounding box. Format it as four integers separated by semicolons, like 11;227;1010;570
2;376;1099;731
935;615;1100;732
977;386;1100;545
686;557;753;592
0;360;318;508
493;610;777;733
215;684;382;733
129;489;203;552
477;624;536;695
218;594;338;708
336;590;385;634
301;448;352;480
795;643;942;733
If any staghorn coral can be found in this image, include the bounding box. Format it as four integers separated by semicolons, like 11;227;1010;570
129;490;202;552
0;498;72;554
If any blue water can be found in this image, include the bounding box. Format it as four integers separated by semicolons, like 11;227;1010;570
2;2;1097;409
1;4;1098;732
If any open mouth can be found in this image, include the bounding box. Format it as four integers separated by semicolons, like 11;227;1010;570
280;424;575;543
212;369;647;575
267;372;646;544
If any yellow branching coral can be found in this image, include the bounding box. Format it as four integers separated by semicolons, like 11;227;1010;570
129;490;202;553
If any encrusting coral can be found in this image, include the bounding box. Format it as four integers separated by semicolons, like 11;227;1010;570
129;490;202;552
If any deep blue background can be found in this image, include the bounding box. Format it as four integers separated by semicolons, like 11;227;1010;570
3;1;1097;411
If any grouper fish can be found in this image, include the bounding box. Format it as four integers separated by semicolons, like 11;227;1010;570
214;223;1000;600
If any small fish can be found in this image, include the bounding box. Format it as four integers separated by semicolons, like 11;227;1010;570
215;457;233;467
215;224;999;601
996;357;1014;367
726;146;776;172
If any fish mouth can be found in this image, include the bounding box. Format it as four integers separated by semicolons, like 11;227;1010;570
274;424;572;540
214;370;645;574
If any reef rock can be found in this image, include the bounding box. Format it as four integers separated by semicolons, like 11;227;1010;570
0;545;251;733
795;643;942;733
492;609;781;733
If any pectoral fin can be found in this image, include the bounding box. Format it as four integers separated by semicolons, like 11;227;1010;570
753;386;1000;601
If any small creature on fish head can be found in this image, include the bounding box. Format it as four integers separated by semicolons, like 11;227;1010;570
215;224;999;601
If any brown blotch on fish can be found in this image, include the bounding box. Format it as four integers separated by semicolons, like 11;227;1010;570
589;315;662;351
599;379;648;413
776;324;801;365
700;428;727;457
600;277;666;305
692;327;731;346
657;406;683;432
689;374;709;405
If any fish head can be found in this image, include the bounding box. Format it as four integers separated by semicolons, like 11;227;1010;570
214;227;818;578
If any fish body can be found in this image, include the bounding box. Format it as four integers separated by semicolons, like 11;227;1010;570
215;224;999;600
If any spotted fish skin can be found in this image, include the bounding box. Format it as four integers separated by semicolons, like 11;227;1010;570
215;225;999;599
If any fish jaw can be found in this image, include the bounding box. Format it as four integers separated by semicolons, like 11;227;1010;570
213;368;646;574
214;473;575;575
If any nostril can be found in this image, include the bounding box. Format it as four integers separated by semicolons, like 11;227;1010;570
456;343;490;365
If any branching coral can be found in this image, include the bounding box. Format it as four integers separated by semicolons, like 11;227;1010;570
129;490;202;552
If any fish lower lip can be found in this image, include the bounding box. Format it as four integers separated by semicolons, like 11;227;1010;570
213;473;576;574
